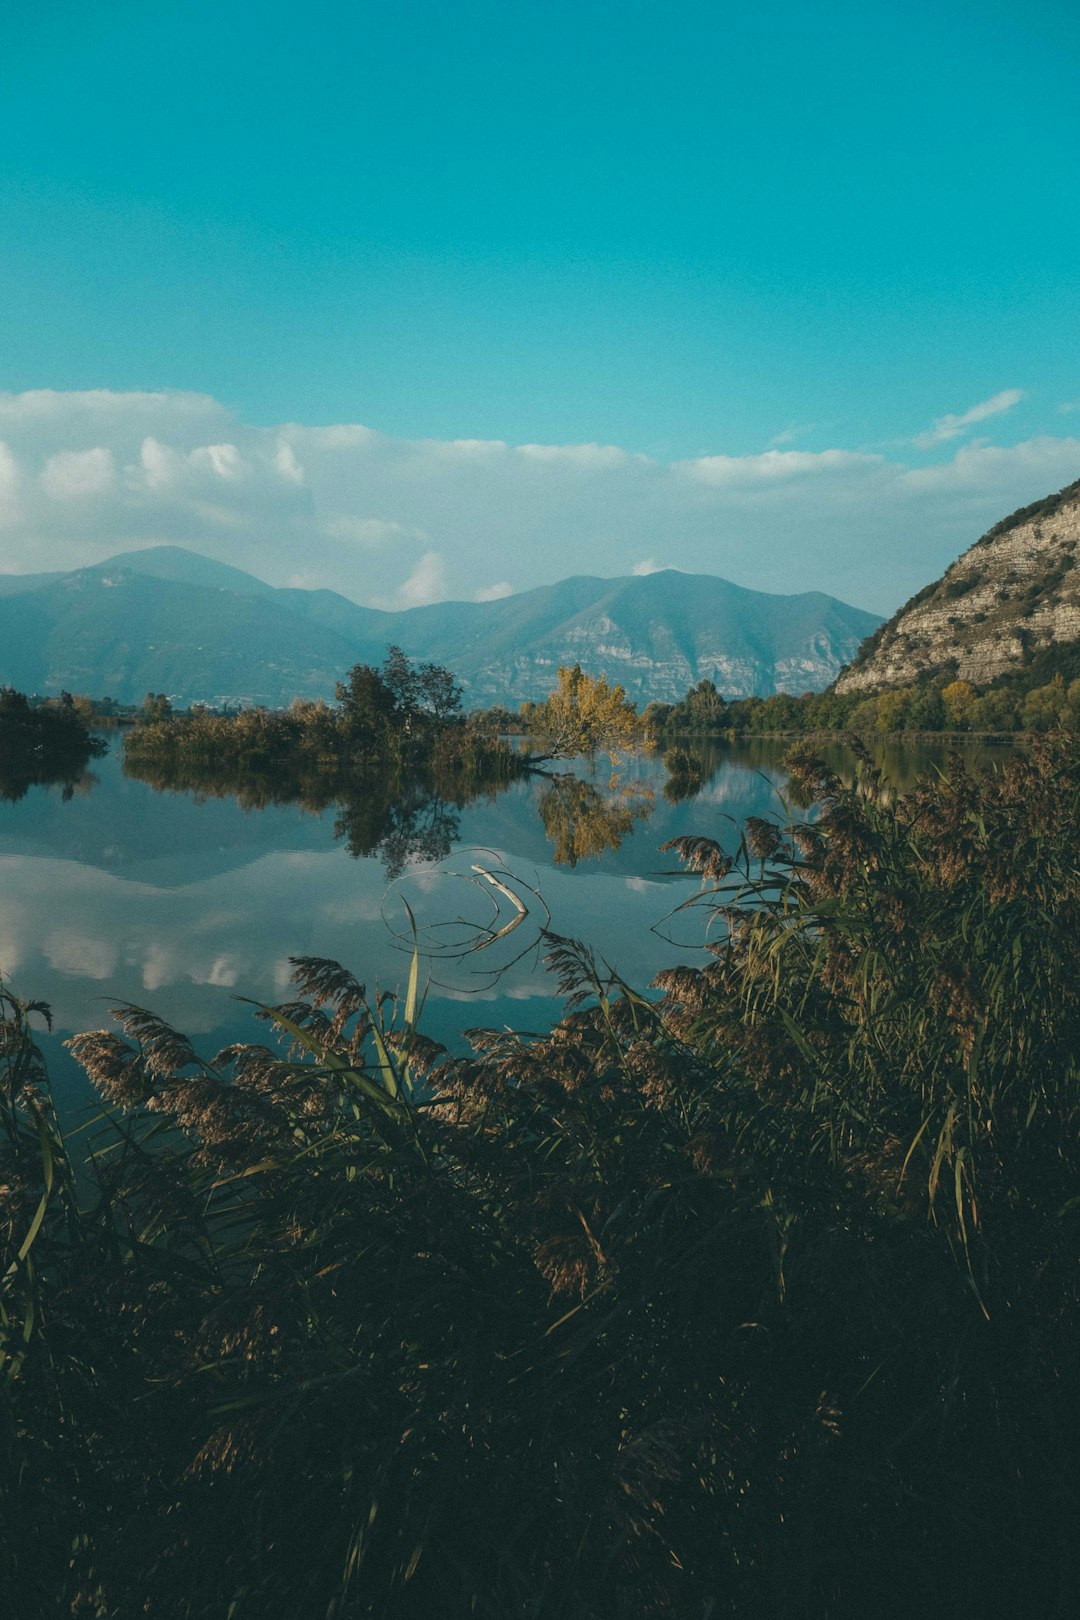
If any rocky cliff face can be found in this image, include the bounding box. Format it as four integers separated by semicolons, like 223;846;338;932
836;478;1080;694
458;612;873;704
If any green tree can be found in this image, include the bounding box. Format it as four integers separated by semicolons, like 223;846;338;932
1065;678;1080;730
970;687;1019;731
381;644;420;720
141;692;172;721
335;664;398;753
849;697;880;733
906;684;942;730
1020;675;1068;732
875;688;912;732
757;693;800;732
663;679;730;733
416;661;464;725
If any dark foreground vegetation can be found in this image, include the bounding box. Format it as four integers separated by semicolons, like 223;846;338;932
652;664;1080;736
0;686;106;800
3;736;1079;1616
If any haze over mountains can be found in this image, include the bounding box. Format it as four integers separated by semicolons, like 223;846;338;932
0;547;880;708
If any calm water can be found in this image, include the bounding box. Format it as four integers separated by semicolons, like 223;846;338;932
1;735;1015;1115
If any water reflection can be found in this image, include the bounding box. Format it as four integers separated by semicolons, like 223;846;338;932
0;733;1021;1117
0;754;101;805
536;773;655;867
124;749;662;876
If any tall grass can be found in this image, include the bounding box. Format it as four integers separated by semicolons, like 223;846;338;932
2;737;1079;1616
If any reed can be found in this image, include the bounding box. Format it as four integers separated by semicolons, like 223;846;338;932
2;736;1079;1617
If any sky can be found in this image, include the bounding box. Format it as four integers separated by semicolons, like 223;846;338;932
1;0;1078;613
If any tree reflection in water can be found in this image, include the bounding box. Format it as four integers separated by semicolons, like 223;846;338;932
123;751;660;875
536;773;654;867
0;756;100;805
123;754;498;879
333;780;462;879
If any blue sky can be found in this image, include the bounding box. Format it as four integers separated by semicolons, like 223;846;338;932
0;0;1078;609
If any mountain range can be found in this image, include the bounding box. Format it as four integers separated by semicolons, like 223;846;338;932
0;546;881;708
836;477;1080;694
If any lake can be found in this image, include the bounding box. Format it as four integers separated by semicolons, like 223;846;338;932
0;734;1016;1117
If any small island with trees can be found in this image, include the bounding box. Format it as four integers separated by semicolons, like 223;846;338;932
0;686;106;800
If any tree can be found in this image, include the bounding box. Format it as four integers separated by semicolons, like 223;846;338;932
970;688;1018;731
416;662;463;726
1065;679;1080;731
1020;676;1068;732
335;664;399;753
848;697;880;733
905;683;946;731
524;665;646;763
757;693;800;732
875;688;912;733
141;692;172;721
942;679;978;731
662;679;729;734
381;645;420;720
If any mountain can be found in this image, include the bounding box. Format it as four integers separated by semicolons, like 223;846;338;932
0;547;881;707
836;477;1080;695
381;572;880;703
0;569;66;597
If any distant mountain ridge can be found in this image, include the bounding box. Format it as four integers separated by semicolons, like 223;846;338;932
0;546;881;707
836;477;1080;694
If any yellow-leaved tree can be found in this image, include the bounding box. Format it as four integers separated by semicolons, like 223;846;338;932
941;679;978;730
522;664;646;763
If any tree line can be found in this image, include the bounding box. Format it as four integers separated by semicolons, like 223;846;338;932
0;686;106;799
123;645;517;778
125;655;653;780
648;666;1080;736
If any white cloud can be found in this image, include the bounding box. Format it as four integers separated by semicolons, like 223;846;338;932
200;954;242;989
0;441;19;524
136;436;182;491
899;434;1080;493
1059;399;1080;415
766;423;817;448
914;388;1026;450
190;442;248;481
44;928;117;979
0;387;1077;615
475;580;514;601
273;440;305;484
631;559;663;576
0;387;222;429
40;446;115;500
396;549;448;608
680;448;883;486
516;441;639;469
301;423;380;451
322;514;426;546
